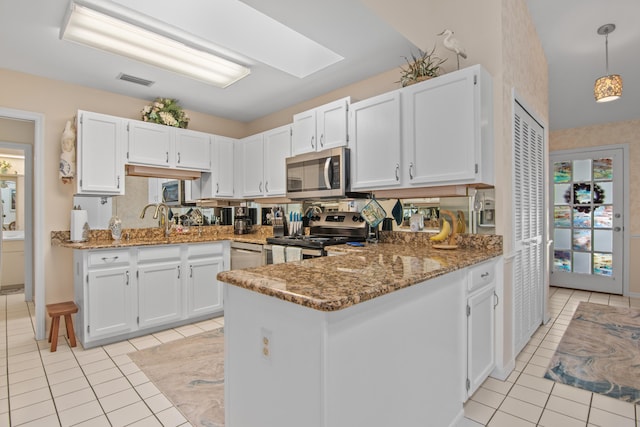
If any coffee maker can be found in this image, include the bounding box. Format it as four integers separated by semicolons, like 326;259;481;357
234;207;253;235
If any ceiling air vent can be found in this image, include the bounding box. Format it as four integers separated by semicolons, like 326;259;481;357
117;73;155;87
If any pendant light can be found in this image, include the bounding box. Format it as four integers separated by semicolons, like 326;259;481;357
594;23;622;103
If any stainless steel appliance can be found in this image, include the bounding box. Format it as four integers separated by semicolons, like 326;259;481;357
266;211;368;259
234;206;253;235
475;189;496;235
230;241;265;269
286;147;350;200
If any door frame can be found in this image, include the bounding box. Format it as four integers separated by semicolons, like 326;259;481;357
0;107;45;340
549;144;630;296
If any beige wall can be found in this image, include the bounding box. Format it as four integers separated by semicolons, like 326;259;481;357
0;156;25;175
551;119;640;294
0;117;35;144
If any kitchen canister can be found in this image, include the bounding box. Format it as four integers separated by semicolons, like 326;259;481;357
70;206;89;242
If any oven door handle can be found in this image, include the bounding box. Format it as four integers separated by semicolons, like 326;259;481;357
323;157;332;190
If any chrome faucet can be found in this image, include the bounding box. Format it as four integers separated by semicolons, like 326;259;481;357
139;203;172;237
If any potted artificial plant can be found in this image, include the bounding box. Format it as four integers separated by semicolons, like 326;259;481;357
398;45;446;87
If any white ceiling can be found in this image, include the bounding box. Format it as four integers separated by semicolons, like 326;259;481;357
525;0;640;130
1;0;638;130
0;0;416;123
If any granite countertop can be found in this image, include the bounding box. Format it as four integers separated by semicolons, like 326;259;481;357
218;233;503;312
51;225;270;249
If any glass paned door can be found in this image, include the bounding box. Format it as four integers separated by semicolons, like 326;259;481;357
550;148;623;294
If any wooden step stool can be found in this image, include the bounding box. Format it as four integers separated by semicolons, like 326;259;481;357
46;301;78;352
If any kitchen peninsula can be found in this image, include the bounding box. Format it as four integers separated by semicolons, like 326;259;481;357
218;234;502;427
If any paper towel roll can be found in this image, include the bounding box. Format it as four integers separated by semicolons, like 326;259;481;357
70;210;89;242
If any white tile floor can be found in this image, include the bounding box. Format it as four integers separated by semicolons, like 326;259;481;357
0;293;223;426
1;287;639;426
463;287;640;427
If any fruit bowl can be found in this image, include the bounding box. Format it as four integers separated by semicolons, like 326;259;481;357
430;209;458;249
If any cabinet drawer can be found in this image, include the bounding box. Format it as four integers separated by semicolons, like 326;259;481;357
188;242;225;258
88;250;130;267
138;246;181;262
467;260;495;292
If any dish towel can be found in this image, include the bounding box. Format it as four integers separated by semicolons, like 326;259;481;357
285;247;303;262
272;245;286;264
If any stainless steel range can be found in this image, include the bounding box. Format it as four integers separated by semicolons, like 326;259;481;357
266;211;368;259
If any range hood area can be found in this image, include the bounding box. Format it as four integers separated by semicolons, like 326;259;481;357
125;164;201;180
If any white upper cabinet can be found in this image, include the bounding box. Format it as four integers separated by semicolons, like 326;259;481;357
402;64;493;187
349;91;402;190
174;129;212;171
127;120;173;167
263;124;291;196
241;134;265;198
76;110;125;196
200;135;235;199
127;121;211;172
213;136;235;198
292;97;350;155
239;125;291;198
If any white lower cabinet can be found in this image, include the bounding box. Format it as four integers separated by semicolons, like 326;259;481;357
86;263;135;340
74;242;229;348
137;246;183;328
465;259;497;399
187;257;224;316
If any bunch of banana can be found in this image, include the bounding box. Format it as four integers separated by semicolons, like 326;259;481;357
430;219;451;242
456;210;466;234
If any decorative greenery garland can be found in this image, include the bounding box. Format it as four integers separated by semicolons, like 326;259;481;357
141;98;190;128
564;182;605;213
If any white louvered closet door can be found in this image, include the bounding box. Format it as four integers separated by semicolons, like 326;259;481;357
512;101;545;355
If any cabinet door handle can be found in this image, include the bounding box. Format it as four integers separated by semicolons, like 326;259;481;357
126;270;129;286
395;164;400;181
409;162;414;180
259;181;263;193
177;152;181;164
265;181;269;193
216;182;220;194
101;256;119;263
177;265;181;279
493;291;499;308
320;133;324;147
117;176;120;189
311;136;315;149
165;151;169;163
190;265;193;278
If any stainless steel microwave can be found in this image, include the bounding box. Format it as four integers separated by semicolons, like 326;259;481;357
286;147;350;199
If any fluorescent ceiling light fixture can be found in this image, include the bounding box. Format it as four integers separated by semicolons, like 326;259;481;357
60;1;250;88
109;0;344;79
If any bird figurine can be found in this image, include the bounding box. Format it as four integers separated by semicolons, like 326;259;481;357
438;29;467;70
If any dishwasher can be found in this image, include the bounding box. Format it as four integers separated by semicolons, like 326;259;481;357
230;241;265;270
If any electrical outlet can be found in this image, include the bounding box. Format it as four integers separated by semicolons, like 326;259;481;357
261;327;272;361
